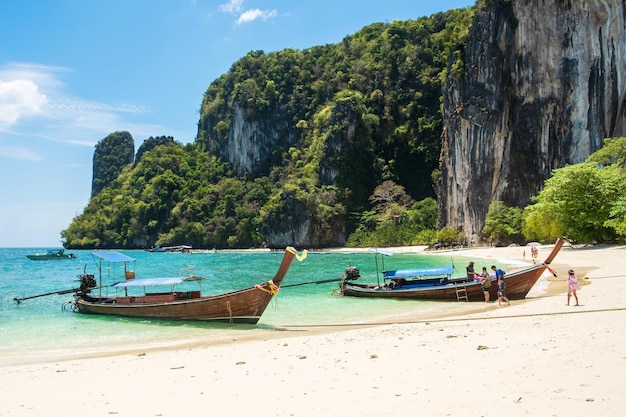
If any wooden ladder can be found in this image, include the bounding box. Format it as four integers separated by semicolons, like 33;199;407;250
455;285;469;302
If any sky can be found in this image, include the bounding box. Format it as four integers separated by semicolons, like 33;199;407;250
0;0;475;248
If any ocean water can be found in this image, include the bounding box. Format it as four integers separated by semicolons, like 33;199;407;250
0;247;504;365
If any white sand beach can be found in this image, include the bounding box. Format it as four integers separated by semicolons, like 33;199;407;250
2;242;625;417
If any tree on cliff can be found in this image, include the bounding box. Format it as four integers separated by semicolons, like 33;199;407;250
135;136;175;165
91;131;135;197
63;141;269;249
197;9;476;244
64;7;478;249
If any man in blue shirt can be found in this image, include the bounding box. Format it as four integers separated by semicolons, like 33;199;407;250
491;265;510;306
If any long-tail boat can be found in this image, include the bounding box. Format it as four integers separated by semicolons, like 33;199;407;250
65;246;306;323
338;238;563;301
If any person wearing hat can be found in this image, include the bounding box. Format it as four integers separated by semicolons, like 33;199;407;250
567;269;580;306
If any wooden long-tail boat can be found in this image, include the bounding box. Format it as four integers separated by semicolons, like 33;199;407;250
67;247;306;324
338;238;564;301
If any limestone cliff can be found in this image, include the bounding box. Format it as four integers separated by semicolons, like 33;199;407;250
439;0;626;243
207;103;296;177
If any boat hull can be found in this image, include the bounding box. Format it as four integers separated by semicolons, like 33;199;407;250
27;254;76;260
342;264;546;301
73;247;299;323
341;239;563;301
75;286;277;324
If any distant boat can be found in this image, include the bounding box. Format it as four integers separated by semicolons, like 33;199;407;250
26;249;77;261
146;245;192;253
337;239;563;301
65;246;307;324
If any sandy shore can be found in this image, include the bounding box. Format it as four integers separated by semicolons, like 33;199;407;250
2;242;626;416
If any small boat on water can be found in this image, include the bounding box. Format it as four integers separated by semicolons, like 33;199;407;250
26;249;77;260
146;245;192;253
337;238;564;301
63;246;306;323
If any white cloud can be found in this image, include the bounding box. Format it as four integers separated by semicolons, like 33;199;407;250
0;62;163;147
0;79;47;127
0;146;43;161
236;9;277;25
0;63;66;89
219;0;243;13
219;1;277;25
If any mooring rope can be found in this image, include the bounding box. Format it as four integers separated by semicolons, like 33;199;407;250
255;279;279;295
226;300;233;324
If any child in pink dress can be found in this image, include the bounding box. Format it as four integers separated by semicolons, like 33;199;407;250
567;269;580;306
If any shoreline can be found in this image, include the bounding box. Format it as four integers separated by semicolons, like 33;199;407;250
0;242;594;366
2;243;625;416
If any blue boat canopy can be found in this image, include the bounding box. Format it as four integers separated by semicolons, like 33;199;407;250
91;251;136;263
384;265;454;279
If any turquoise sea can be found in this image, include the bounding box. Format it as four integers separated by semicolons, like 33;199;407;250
0;247;505;365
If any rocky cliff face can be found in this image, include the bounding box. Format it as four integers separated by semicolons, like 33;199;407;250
205;98;357;248
439;0;626;243
207;103;297;177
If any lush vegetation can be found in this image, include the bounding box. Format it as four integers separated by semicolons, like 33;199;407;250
482;201;523;245
91;131;134;197
196;9;476;245
62;2;625;250
482;137;626;245
346;181;438;247
63;139;271;248
521;137;626;244
63;8;477;249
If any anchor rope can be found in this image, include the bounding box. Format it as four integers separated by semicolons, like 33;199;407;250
226;300;233;324
255;279;279;295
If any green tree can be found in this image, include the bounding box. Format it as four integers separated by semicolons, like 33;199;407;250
406;197;438;231
586;137;626;168
65;6;479;249
91;131;134;197
523;163;625;243
369;180;415;224
590;137;626;238
436;225;464;245
482;201;523;245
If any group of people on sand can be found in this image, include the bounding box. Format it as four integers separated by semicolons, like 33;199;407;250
466;261;510;306
466;261;581;306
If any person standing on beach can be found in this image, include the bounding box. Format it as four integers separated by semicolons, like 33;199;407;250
480;266;491;302
531;246;538;263
492;265;510;306
567;269;580;306
466;261;475;281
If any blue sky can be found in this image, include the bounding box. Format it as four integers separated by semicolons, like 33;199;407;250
0;0;474;248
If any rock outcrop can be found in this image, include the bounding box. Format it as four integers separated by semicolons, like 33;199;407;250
439;0;626;243
206;103;297;177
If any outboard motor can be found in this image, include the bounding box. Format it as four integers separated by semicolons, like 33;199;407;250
77;273;96;294
343;266;361;281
